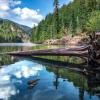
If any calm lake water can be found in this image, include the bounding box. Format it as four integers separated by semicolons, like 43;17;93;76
0;43;100;100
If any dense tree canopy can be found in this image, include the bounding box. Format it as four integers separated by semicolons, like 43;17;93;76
32;0;100;42
86;11;100;33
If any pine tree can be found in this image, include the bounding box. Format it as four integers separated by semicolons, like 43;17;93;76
87;0;97;12
71;11;77;35
79;0;87;32
53;0;60;38
96;0;100;10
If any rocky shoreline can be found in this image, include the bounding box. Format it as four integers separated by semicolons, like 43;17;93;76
43;34;87;46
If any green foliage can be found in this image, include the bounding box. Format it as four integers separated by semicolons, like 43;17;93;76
86;11;100;33
32;0;100;42
0;19;30;43
53;0;60;38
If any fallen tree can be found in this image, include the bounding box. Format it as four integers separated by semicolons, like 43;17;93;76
6;32;100;66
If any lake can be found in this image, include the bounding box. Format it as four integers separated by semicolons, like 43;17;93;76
0;43;100;100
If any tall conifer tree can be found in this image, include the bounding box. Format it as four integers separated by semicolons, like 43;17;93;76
53;0;60;38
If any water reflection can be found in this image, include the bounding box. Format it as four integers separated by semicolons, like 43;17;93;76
30;57;100;100
52;68;100;100
87;72;100;98
0;60;45;100
0;58;100;100
0;44;85;66
0;44;100;100
0;43;36;47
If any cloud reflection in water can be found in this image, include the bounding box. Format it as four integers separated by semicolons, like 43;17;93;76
0;60;44;100
0;60;99;100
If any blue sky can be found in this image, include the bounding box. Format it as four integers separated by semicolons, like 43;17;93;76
0;0;73;27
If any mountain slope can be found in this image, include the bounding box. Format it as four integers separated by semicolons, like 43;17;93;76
0;18;31;43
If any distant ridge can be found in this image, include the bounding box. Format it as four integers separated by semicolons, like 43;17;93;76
0;18;31;43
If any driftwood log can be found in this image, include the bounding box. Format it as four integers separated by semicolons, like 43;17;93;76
88;32;100;65
6;48;88;58
6;32;100;65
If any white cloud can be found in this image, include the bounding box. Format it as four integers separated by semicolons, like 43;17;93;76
0;60;43;100
0;5;9;11
12;7;43;21
14;65;43;78
0;0;22;17
12;7;43;27
0;0;21;11
0;0;43;27
0;75;17;100
0;0;9;11
12;7;21;15
10;0;22;7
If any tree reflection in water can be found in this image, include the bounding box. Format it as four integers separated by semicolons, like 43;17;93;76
0;49;100;100
53;68;59;90
87;72;100;99
51;64;100;100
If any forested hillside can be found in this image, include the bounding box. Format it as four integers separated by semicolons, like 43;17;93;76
32;0;100;42
0;18;31;43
